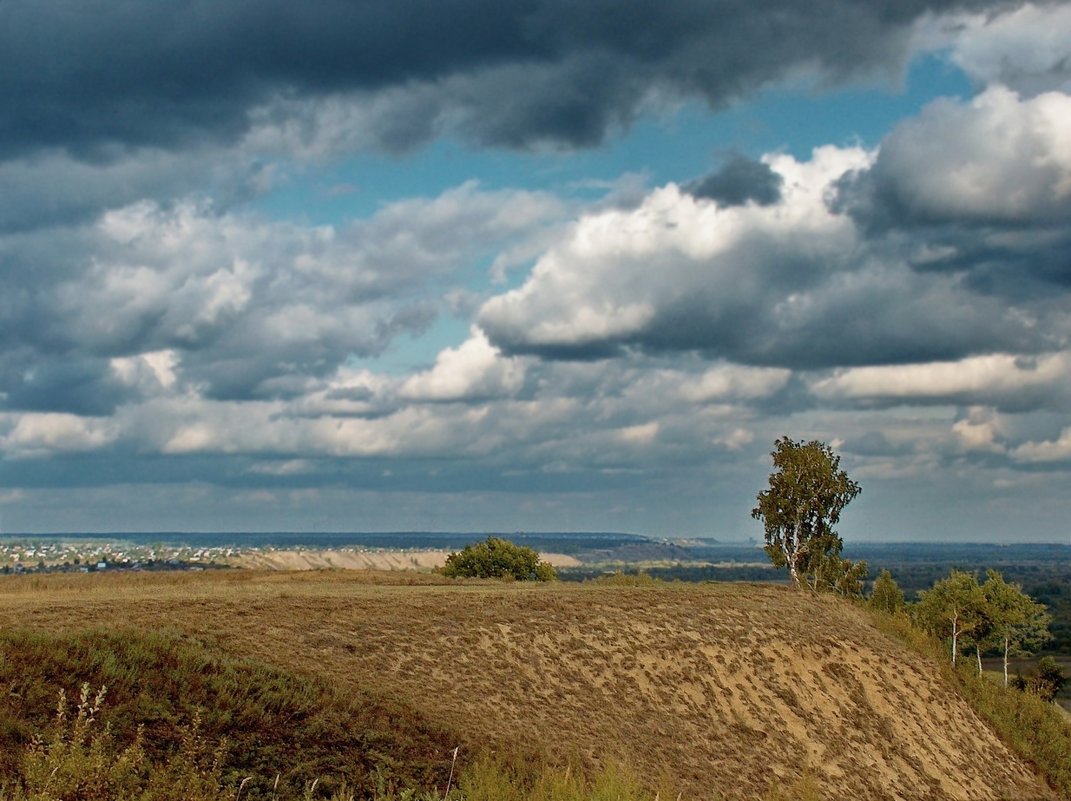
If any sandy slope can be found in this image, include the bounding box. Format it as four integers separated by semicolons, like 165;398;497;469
228;548;581;570
0;573;1058;800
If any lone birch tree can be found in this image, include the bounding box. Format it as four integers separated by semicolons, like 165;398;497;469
752;437;862;591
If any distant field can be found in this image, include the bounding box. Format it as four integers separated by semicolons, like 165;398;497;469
0;570;1059;800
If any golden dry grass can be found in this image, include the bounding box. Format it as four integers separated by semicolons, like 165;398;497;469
0;570;1058;801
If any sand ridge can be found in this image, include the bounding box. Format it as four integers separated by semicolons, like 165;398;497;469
0;573;1058;800
228;548;581;571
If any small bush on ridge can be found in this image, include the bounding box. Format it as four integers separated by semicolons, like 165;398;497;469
441;538;556;581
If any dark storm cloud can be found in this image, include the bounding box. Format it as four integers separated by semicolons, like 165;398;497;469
913;234;1071;297
0;0;1014;159
685;155;783;207
489;274;1047;369
0;351;130;416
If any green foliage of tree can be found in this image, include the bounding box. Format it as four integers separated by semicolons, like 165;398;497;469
981;570;1052;686
913;570;986;666
441;537;557;581
911;568;1056;689
811;554;868;598
751;437;863;591
872;598;1071;797
869;569;906;615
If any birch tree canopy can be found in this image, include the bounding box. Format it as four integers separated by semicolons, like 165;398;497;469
752;437;862;591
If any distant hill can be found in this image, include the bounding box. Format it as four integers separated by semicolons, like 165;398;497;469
3;530;649;552
0;571;1059;800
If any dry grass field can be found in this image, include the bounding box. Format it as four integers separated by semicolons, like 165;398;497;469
0;570;1059;800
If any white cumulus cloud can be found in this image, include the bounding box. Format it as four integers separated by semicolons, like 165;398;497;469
1012;428;1071;463
680;364;792;403
0;413;118;458
811;352;1071;411
400;329;526;402
946;3;1071;94
843;87;1071;227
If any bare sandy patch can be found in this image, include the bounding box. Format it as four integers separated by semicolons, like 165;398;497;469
228;548;580;571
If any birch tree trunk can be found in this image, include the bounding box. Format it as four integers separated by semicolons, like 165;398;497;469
784;538;800;589
1003;637;1010;687
788;560;801;589
951;616;959;665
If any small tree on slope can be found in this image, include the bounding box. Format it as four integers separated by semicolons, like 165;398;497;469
982;569;1051;687
869;569;906;615
914;570;986;666
751;437;862;591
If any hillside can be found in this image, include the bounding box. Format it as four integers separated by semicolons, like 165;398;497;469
0;571;1059;800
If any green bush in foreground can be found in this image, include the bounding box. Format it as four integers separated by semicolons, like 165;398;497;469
442;537;556;581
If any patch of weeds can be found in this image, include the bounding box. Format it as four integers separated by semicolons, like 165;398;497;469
0;629;458;800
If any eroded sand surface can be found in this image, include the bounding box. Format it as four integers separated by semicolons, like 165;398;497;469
0;576;1056;800
229;548;581;571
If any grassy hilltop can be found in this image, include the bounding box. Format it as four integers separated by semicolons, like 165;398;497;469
0;570;1063;800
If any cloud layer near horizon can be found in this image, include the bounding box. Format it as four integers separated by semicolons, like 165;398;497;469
1;1;1070;539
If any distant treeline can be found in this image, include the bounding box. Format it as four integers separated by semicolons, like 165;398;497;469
564;543;1071;655
560;565;788;583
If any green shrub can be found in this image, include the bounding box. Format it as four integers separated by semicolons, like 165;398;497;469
1011;656;1068;702
955;665;1071;794
442;537;556;581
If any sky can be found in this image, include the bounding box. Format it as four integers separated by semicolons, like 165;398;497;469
1;1;1070;541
